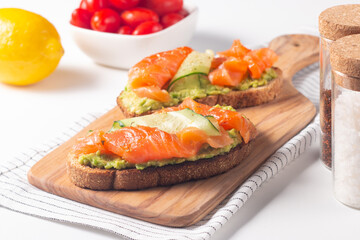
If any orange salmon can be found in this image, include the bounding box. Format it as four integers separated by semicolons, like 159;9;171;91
72;125;233;164
132;86;171;102
209;40;278;85
158;98;257;143
128;46;193;90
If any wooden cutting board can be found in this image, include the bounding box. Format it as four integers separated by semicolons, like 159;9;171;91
28;34;319;227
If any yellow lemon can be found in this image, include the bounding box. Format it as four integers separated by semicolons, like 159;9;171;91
0;8;64;86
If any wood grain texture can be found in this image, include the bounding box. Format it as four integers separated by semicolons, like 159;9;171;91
28;34;319;227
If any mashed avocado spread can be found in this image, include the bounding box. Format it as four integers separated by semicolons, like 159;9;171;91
119;68;277;115
79;129;241;170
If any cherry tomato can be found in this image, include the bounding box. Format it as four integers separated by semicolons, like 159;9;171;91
132;21;163;35
121;8;159;28
109;0;139;10
80;0;110;13
161;12;183;28
177;8;189;17
142;0;183;16
91;9;122;33
118;25;133;34
70;8;93;29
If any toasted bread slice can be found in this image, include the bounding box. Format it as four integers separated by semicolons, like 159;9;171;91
67;141;254;190
117;68;282;118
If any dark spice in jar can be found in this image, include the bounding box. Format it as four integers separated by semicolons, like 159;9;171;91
320;89;332;168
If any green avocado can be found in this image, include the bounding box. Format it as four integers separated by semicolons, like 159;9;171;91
119;89;179;115
119;68;277;115
235;68;277;90
78;129;241;170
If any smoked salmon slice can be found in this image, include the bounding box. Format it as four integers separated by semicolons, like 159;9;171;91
244;48;278;79
210;56;227;70
208;57;248;87
209;40;278;85
103;126;198;164
72;130;111;156
72;125;234;164
128;46;193;90
176;127;233;149
158;98;257;143
132;86;171;102
218;39;250;59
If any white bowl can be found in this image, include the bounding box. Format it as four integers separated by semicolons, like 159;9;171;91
69;3;198;69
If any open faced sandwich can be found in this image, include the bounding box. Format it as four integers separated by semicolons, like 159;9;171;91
117;40;282;117
67;98;257;190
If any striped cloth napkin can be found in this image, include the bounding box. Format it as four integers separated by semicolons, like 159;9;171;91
0;62;320;240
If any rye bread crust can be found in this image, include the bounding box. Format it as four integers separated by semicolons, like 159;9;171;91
67;141;253;190
117;68;282;118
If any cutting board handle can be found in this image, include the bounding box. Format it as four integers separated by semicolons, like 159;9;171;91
269;34;319;80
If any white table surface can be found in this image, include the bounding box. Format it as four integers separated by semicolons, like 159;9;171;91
1;0;359;239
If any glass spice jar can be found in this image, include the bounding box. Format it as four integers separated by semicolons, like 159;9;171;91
330;34;360;209
318;4;360;169
319;36;333;169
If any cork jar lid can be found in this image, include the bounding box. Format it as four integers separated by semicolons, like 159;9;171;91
330;34;360;90
319;4;360;41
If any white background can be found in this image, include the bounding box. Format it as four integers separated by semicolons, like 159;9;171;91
1;0;359;239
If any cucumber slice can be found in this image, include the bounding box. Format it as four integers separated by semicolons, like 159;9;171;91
168;74;201;92
171;50;214;82
167;109;220;136
110;108;220;136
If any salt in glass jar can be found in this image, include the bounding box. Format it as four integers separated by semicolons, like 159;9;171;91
331;34;360;209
